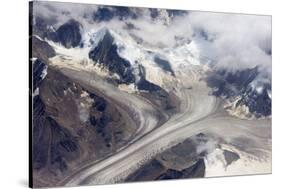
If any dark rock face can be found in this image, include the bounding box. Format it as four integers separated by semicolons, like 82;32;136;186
93;7;114;22
166;9;188;18
31;36;55;63
112;6;138;20
148;8;187;20
33;96;48;170
149;8;160;19
140;89;179;116
33;103;80;173
181;159;205;178
126;159;166;181
32;61;80;175
31;15;82;49
155;159;205;180
154;56;175;76
223;150;240;166
93;6;138;22
206;66;271;117
32;59;48;91
126;134;207;182
32;65;76;178
32;15;58;40
137;64;162;91
137;79;162;92
44;117;79;172
55;19;82;48
89;29;135;84
207;67;260;97
156;169;183;180
126;158;205;182
238;83;271;117
136;64;179;115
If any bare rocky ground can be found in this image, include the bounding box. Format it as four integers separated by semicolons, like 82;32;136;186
32;65;140;187
125;132;242;182
125;133;207;182
31;35;178;187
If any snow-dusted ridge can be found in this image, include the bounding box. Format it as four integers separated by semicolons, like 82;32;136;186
46;26;204;92
46;25;271;119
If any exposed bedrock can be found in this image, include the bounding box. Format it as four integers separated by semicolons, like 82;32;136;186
32;59;48;91
125;132;243;182
125;134;208;182
205;66;271;117
223;150;240;166
55;19;82;48
32;16;82;49
89;29;135;84
32;63;139;187
154;56;175;76
31;36;55;63
93;6;138;22
155;159;205;180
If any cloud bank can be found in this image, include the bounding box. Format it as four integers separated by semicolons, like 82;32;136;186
32;1;272;78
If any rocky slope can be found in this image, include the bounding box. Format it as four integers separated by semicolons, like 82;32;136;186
32;60;141;187
206;66;271;118
88;28;135;84
31;32;141;187
125;132;241;182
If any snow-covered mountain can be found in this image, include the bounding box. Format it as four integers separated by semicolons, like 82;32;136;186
32;5;271;119
30;2;272;187
206;66;271;118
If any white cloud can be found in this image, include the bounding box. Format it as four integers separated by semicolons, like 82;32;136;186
187;12;271;73
32;1;271;79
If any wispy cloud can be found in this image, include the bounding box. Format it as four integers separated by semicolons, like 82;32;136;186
188;12;271;73
32;1;271;78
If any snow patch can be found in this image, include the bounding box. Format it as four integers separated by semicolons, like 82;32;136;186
256;86;264;94
267;90;272;99
31;57;38;63
77;90;94;123
118;83;137;94
40;65;48;80
224;97;255;120
204;144;271;177
33;87;40;97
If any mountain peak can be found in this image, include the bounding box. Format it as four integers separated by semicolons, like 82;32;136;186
88;28;135;84
56;19;82;48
